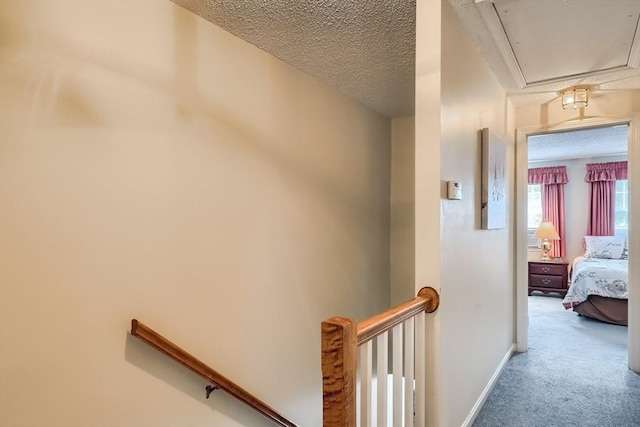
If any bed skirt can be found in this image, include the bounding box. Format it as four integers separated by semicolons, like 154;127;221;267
573;295;628;326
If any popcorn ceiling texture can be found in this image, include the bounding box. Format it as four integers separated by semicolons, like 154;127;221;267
172;1;640;113
528;125;629;162
172;0;416;118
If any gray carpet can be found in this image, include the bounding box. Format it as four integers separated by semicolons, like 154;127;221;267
473;295;640;427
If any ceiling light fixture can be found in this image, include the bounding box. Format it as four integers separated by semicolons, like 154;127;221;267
561;87;589;110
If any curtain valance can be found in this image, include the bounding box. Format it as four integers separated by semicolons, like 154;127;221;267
528;166;568;184
584;161;627;182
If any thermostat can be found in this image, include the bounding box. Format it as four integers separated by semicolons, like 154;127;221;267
447;181;462;200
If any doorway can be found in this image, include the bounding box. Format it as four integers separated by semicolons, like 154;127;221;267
515;115;640;372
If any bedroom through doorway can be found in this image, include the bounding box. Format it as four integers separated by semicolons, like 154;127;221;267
516;116;640;369
523;122;632;353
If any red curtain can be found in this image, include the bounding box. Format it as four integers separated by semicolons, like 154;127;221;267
528;166;568;258
528;166;568;184
585;161;627;236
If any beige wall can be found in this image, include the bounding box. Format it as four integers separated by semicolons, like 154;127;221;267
0;1;391;425
391;116;416;306
416;1;516;425
415;1;443;423
517;90;640;129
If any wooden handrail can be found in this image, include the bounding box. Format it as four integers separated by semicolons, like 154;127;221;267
356;286;439;345
130;319;299;427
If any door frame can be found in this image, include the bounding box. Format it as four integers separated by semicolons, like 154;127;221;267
515;114;639;372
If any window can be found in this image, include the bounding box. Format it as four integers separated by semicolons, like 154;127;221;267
615;180;628;236
527;184;542;245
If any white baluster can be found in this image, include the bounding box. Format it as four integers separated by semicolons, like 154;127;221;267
403;318;414;427
414;311;426;427
356;351;361;427
392;324;403;427
360;341;373;427
376;332;388;427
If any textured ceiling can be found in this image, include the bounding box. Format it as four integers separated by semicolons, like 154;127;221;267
172;0;416;118
528;125;628;163
172;0;640;117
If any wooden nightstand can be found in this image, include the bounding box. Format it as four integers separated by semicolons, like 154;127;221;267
528;259;569;297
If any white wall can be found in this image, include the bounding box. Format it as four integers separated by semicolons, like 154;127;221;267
416;1;516;426
529;155;627;263
0;1;391;426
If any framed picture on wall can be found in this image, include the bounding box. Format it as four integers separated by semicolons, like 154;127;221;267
481;128;507;229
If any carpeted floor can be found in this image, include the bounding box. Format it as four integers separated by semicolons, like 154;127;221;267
473;294;640;427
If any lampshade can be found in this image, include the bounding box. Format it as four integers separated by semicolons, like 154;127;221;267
533;221;559;240
561;87;588;110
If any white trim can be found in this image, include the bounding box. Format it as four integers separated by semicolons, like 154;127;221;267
516;114;640;371
628;16;640;69
476;3;640;88
515;121;530;352
476;2;527;88
628;115;640;373
461;344;515;427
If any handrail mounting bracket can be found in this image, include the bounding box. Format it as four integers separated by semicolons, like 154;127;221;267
205;384;220;399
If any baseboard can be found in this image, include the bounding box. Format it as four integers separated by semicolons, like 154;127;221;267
461;343;516;427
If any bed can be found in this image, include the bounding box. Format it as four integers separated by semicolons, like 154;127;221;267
562;236;628;326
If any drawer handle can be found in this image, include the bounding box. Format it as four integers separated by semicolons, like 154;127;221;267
542;278;551;285
541;266;550;272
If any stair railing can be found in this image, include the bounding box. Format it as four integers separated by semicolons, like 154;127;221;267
321;287;440;427
130;319;299;427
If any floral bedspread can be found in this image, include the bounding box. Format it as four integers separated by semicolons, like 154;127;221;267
562;257;628;309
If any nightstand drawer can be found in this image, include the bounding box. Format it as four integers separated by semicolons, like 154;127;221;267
530;274;565;289
529;263;566;276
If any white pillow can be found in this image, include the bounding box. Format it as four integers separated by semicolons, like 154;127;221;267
584;236;625;259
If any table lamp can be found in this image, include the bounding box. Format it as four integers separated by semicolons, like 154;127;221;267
533;221;559;261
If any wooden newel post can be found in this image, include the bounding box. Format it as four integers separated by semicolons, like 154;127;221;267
321;317;357;427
